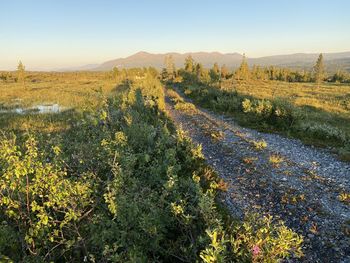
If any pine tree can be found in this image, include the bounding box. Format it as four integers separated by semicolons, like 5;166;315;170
195;63;204;80
313;53;325;87
165;55;175;80
235;54;250;80
17;61;25;85
209;63;220;82
112;67;120;82
220;64;229;79
184;55;194;73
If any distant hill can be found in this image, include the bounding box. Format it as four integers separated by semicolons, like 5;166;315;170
88;51;350;72
249;52;350;71
94;51;243;71
57;63;100;72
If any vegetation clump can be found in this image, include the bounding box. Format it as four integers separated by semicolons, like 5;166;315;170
174;101;197;114
252;139;268;150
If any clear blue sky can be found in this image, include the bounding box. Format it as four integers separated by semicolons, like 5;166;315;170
1;0;349;70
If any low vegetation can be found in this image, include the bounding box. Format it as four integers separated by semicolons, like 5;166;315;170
252;140;268;151
269;154;285;168
174;101;197;114
339;192;350;204
0;69;303;262
163;55;350;161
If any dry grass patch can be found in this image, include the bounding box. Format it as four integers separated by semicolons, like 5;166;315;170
174;101;197;114
252;139;267;150
269;154;284;167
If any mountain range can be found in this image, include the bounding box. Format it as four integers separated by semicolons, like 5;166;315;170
73;51;350;72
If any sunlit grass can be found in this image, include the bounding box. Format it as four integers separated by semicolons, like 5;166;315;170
0;71;115;110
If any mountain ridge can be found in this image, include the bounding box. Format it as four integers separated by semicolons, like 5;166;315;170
71;51;350;72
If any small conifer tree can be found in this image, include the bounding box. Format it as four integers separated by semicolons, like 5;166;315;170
313;53;325;88
235;54;250;80
17;61;25;85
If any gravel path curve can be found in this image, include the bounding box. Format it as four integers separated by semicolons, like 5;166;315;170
165;89;350;263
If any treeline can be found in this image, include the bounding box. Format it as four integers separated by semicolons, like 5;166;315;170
161;54;350;84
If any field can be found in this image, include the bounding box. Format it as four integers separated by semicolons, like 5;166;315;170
175;78;350;160
234;81;350;112
0;71;115;109
234;80;350;135
0;71;303;262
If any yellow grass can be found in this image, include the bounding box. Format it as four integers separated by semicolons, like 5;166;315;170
234;80;350;115
0;71;115;110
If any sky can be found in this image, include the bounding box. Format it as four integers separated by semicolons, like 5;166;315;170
1;0;350;70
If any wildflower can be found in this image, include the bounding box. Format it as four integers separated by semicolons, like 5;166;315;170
252;244;261;256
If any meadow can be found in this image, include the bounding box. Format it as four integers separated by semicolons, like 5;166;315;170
0;70;302;262
172;76;350;161
0;71;115;109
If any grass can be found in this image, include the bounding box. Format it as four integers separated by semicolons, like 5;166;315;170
167;86;197;114
174;101;197;114
230;80;350;149
242;156;258;165
166;88;184;103
0;71;115;110
269;154;285;167
233;80;350;115
174;79;350;161
339;192;350;204
252;139;268;150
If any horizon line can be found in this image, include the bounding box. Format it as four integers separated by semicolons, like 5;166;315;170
2;49;350;72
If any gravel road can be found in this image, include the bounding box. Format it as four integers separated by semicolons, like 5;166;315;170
165;89;350;263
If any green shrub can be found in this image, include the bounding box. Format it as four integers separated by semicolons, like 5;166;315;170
298;122;348;144
229;214;304;262
0;135;93;261
242;98;253;113
241;98;298;129
0;222;19;262
199;214;303;263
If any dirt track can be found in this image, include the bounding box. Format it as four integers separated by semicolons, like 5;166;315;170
166;89;350;263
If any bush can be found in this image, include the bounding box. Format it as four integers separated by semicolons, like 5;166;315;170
199;214;303;263
229;214;304;262
240;97;299;130
298;122;348;144
0;135;93;261
0;222;19;262
242;98;253;113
